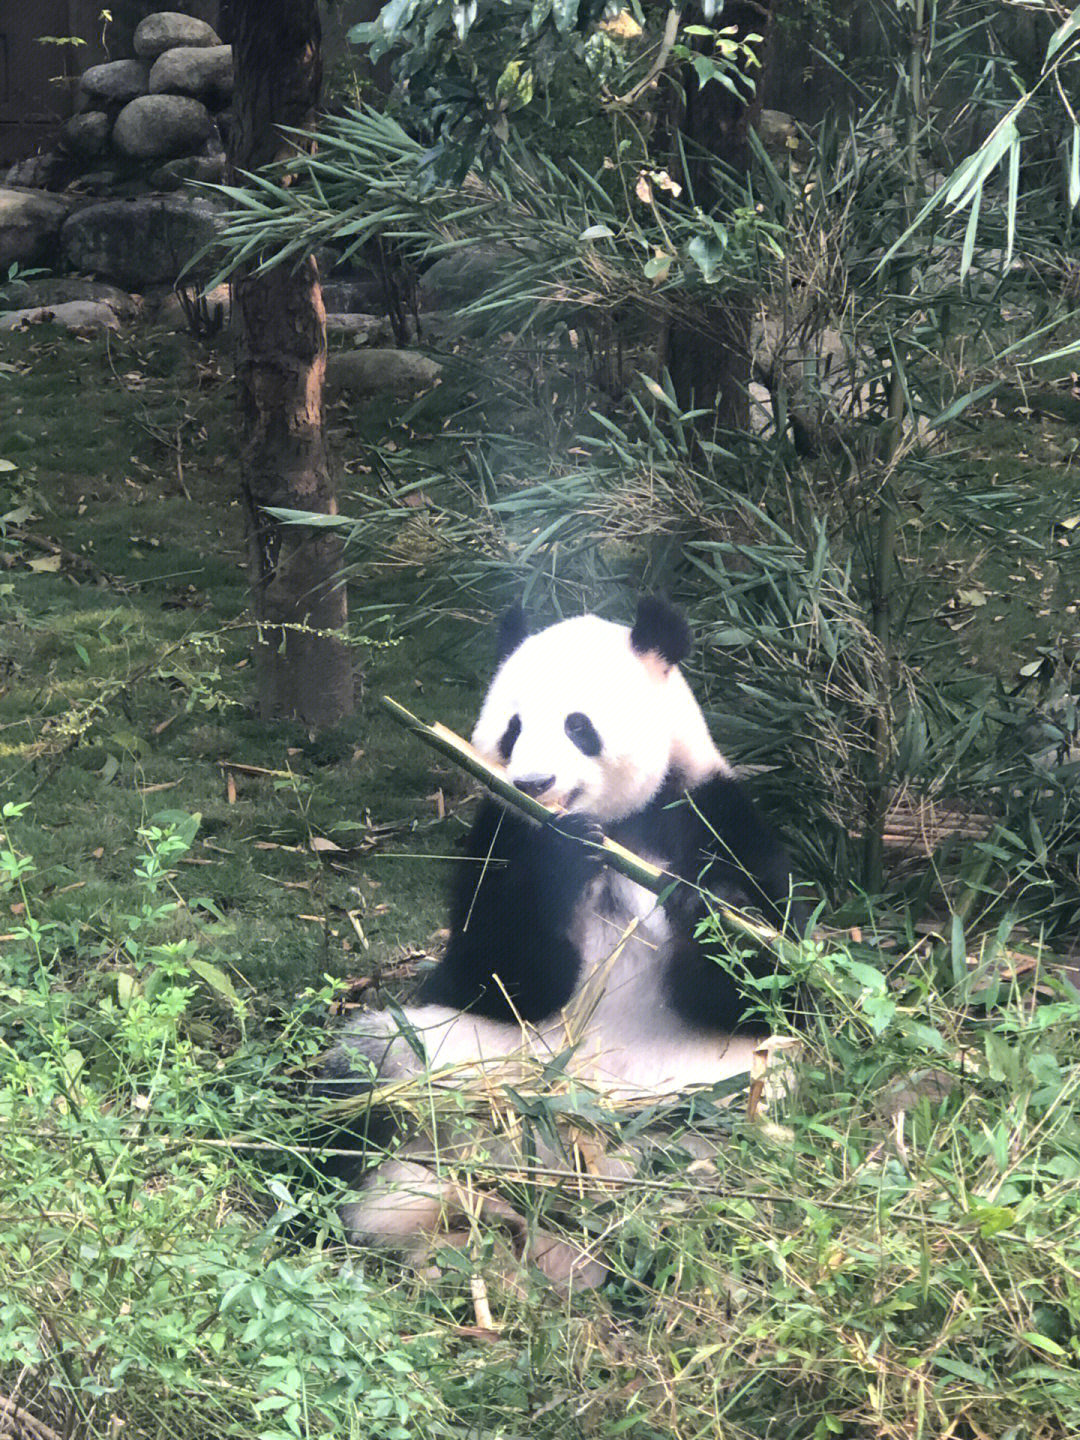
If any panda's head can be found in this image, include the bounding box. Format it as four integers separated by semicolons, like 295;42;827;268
470;597;730;824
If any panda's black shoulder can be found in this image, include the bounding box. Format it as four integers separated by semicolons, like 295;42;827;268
688;771;793;874
611;768;802;928
611;768;768;861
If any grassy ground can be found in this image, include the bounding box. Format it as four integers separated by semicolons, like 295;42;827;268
4;320;1080;1000
5;318;1080;1440
0;321;485;1009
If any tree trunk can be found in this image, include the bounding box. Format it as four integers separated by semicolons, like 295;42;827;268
228;0;353;728
667;0;778;430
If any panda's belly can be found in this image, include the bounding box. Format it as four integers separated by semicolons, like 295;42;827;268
552;866;755;1096
570;868;673;1034
340;862;757;1101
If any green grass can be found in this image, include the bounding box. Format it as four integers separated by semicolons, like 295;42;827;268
0;324;487;1006
5;322;1080;1440
5;800;1080;1440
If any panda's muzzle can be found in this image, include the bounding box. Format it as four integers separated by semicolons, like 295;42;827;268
514;774;557;800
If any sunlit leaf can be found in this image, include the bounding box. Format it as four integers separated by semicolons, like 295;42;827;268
687;231;727;283
1022;1331;1068;1356
959;178;983;280
639;374;680;411
1005;135;1019;267
927;380;999;428
551;0;579;32
189;959;244;1012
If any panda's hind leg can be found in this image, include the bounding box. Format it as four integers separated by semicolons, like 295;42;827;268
339;1152;606;1294
313;1006;605;1292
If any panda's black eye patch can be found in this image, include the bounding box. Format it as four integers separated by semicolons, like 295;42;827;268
565;712;601;756
497;714;521;761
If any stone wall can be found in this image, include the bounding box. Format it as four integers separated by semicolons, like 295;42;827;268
0;12;236;294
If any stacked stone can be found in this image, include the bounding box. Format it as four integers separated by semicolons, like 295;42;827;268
0;12;407;341
62;11;232;190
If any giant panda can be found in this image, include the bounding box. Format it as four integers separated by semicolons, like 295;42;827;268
317;596;806;1279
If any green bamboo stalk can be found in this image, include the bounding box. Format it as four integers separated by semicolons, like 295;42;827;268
380;694;794;959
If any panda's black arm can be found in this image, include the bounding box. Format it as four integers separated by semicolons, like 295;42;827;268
612;772;806;934
687;773;807;932
416;800;595;1025
636;773;807;1035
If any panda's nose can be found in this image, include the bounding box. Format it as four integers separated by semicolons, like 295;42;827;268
514;775;556;799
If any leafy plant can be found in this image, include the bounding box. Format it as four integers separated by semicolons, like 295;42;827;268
878;0;1080;287
0;803;449;1440
346;0;762;180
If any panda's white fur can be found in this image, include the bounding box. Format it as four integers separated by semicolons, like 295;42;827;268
318;599;803;1279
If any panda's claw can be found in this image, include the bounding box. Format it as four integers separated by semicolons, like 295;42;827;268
550;813;606;869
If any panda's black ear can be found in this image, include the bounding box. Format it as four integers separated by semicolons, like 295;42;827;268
630;596;691;671
495;605;529;665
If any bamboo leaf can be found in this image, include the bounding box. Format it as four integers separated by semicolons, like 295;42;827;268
927;380;1000;429
1005;135;1020;268
1022;1331;1068;1357
959;179;983;281
946;120;1018;212
640;374;681;412
263;506;355;529
950;913;967;989
1046;4;1080;64
1030;336;1080;365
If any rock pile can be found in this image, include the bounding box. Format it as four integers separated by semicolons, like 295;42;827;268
7;11;232;196
0;12;234;291
0;10;441;389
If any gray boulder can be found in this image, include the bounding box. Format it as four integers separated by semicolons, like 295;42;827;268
320;276;386;313
79;59;149;106
4;157;45;188
0;300;122;332
326;313;394;345
69;170;123;196
113;95;213;160
755;109;799;155
326;349;442;399
61;194;224;288
149;45;233;105
0;187;74;269
133;12;222;62
156;282;230;328
3;154;70;190
61;112;111;160
0;276;139;320
417;246;514;310
150;153;226;190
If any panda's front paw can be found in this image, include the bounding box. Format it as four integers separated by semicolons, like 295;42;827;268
549;813;607;872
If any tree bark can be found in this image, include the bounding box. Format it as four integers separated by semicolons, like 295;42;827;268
228;0;353;728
